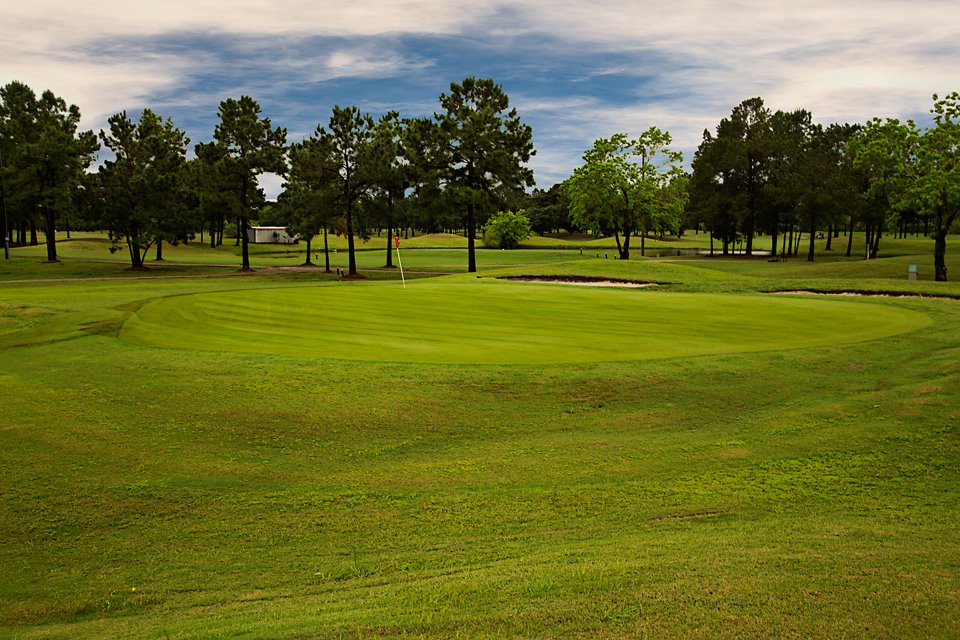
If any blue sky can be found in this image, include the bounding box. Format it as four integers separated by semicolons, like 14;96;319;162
5;1;958;196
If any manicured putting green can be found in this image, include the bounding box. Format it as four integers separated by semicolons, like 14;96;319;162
120;281;930;364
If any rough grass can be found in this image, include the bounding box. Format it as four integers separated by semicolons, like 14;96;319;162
1;235;959;638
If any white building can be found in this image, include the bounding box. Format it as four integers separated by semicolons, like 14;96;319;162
248;226;298;244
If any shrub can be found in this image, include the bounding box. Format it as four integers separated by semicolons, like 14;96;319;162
482;209;532;249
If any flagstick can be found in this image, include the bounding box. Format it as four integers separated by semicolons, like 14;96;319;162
394;236;406;289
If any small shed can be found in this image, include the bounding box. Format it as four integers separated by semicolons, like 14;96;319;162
248;226;298;244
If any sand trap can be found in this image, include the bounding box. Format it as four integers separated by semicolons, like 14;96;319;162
499;276;656;288
771;290;959;301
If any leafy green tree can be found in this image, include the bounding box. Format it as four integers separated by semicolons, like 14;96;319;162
192;144;240;248
318;105;375;277
0;82;38;254
762;109;814;257
363;112;409;267
97;109;189;269
281;136;339;271
0;81;98;262
791;122;859;262
207;96;286;270
689;127;738;254
565;128;683;259
482;209;532;249
689;98;775;255
435;78;535;272
401;116;453;235
725;98;773;255
907;92;960;281
849;118;914;259
522;184;571;235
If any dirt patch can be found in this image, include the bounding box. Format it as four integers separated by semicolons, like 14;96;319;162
770;290;960;301
499;276;657;288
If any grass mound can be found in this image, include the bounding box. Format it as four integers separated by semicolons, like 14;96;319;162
120;279;930;364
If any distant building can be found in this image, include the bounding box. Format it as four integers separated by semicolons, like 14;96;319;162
248;226;298;244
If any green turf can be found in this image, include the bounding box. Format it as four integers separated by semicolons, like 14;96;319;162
1;237;960;639
120;279;930;364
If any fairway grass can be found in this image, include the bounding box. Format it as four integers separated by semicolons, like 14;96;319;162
120;279;931;364
1;255;959;639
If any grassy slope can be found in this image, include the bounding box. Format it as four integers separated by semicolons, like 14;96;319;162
0;240;959;638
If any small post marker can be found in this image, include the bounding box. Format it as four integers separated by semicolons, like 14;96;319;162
394;234;406;289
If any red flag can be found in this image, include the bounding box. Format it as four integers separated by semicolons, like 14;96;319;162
394;234;401;248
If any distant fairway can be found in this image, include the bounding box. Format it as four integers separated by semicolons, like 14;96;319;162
120;279;930;364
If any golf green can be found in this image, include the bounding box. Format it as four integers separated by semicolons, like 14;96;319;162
119;280;931;364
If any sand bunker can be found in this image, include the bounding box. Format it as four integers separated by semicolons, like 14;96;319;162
499;276;656;288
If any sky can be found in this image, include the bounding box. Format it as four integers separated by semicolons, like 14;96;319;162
4;0;958;197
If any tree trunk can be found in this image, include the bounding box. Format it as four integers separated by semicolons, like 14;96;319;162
1;197;7;259
787;226;794;257
934;230;948;281
846;218;854;257
304;237;313;266
240;174;251;270
613;230;629;260
745;157;755;255
346;199;358;276
709;230;714;256
43;209;57;261
825;224;833;251
31;219;39;247
130;233;143;269
871;227;882;259
467;203;477;273
323;225;331;272
385;194;394;268
807;214;816;262
240;217;251;269
933;205;957;281
155;238;164;261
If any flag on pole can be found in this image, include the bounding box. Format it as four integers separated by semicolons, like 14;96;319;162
394;234;406;288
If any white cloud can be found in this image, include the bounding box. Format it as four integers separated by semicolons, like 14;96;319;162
257;172;286;200
4;0;957;189
9;1;492;41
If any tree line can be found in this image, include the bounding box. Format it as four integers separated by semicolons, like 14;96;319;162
684;94;959;280
0;77;533;274
1;79;957;279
